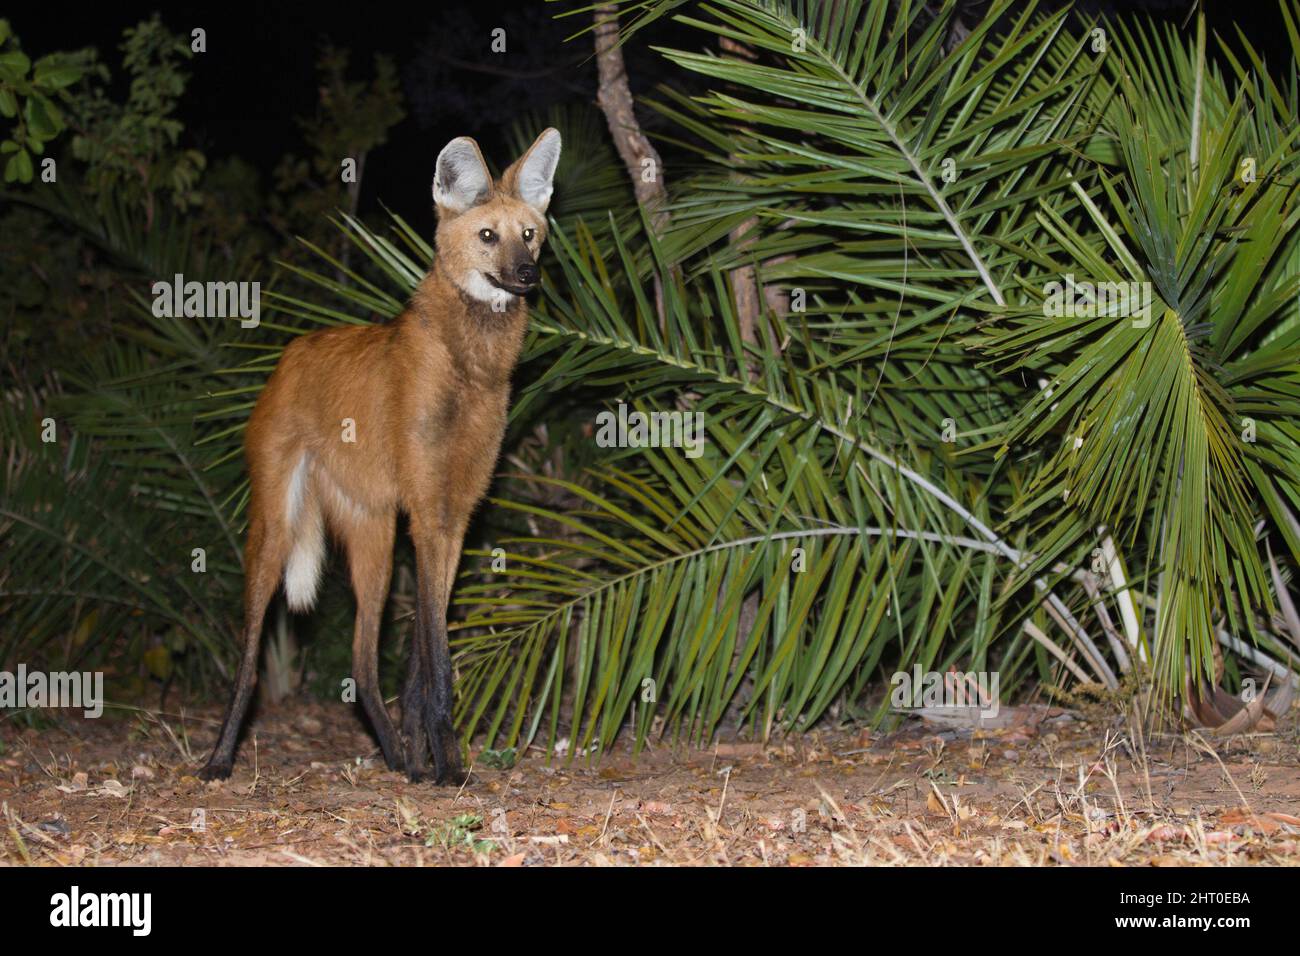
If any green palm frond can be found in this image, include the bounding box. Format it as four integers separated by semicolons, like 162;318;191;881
645;0;1104;301
982;8;1300;693
454;460;1029;753
0;391;233;676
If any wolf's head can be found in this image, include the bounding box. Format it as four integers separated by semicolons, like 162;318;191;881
432;128;561;306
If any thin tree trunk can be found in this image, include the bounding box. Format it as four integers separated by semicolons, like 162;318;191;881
718;37;764;380
594;2;669;327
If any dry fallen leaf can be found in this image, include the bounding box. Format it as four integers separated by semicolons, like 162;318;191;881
1144;825;1185;843
1219;808;1281;832
56;771;90;793
714;742;766;759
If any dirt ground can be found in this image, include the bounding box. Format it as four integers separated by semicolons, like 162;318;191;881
2;699;1299;866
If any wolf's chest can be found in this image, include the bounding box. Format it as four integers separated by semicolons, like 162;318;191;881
412;382;507;448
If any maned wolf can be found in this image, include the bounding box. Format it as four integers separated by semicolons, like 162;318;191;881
199;128;562;784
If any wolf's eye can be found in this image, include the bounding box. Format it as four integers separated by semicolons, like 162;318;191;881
479;228;497;243
522;227;535;242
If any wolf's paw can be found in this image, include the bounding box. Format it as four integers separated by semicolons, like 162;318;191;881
197;761;232;781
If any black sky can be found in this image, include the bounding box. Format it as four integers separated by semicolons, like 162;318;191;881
8;1;1292;232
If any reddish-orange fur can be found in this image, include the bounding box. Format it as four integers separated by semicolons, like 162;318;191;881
201;129;561;783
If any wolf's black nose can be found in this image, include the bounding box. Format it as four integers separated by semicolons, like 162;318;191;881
515;262;539;286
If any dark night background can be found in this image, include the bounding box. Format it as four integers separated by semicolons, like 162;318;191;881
7;0;1288;239
2;0;1299;870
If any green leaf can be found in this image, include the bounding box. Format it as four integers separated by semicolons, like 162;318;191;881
4;146;31;182
33;55;83;90
0;48;30;79
24;93;62;139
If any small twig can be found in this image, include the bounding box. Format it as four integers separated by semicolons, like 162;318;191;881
590;789;619;848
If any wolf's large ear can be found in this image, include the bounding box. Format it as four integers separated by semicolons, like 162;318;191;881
501;128;561;215
433;137;492;215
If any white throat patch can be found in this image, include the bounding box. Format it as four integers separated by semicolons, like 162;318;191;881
459;270;517;308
